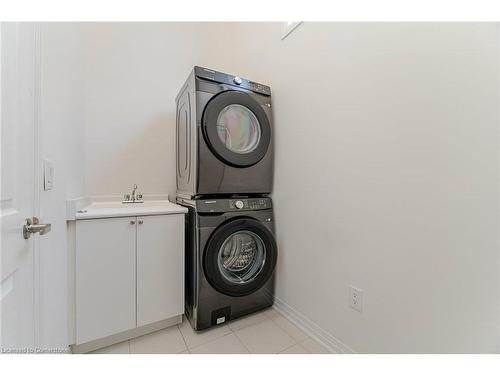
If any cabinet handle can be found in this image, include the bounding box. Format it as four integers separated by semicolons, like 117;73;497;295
138;220;144;225
130;220;136;225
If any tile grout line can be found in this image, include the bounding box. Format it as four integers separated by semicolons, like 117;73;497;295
269;310;315;345
226;311;269;333
99;309;314;354
277;343;299;354
231;327;252;354
188;329;233;350
178;318;233;351
192;329;233;350
272;312;309;353
264;315;298;344
267;320;300;354
232;314;299;354
277;341;312;354
176;322;190;354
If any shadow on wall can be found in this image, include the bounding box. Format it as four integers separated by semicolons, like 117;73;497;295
88;112;176;198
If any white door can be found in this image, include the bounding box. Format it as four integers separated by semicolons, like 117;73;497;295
136;215;184;327
75;217;136;344
0;23;43;351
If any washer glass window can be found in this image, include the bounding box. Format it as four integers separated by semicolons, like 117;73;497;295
216;104;261;154
217;230;266;284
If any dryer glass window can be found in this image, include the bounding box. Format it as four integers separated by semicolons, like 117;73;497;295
217;230;266;284
216;104;261;154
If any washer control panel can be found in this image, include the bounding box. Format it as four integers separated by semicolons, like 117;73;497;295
229;198;270;211
195;197;272;213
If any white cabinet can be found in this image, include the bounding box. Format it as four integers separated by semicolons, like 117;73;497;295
137;215;184;326
75;217;136;344
75;214;184;346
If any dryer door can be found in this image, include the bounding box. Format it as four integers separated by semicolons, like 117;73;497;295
204;218;277;297
202;91;271;167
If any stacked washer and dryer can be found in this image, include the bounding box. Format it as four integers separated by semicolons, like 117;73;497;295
175;67;277;330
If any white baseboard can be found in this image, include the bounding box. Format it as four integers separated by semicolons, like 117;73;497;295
272;296;355;354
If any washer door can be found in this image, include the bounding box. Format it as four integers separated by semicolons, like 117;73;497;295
202;91;271;167
204;218;277;297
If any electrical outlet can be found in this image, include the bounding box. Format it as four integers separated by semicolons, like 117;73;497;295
349;285;363;313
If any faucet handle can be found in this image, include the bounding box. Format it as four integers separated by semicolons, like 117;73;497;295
136;193;143;200
124;194;131;201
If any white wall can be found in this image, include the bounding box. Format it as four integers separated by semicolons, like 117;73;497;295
39;23;86;349
200;22;499;353
82;23;202;199
39;22;499;352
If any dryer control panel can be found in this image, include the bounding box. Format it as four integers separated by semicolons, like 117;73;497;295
194;66;271;96
195;197;272;213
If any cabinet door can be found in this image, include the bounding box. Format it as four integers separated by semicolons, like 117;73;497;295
137;214;184;326
76;217;136;344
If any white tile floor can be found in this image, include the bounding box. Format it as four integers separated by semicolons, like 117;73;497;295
89;308;329;354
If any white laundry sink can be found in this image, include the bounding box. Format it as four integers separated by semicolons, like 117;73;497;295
74;200;187;220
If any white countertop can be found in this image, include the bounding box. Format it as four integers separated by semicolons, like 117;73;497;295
75;200;187;220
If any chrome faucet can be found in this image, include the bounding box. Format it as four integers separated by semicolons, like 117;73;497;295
131;184;138;201
123;184;144;203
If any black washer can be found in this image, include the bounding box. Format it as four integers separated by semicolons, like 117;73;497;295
204;217;277;297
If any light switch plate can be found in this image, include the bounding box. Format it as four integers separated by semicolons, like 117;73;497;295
43;159;54;191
